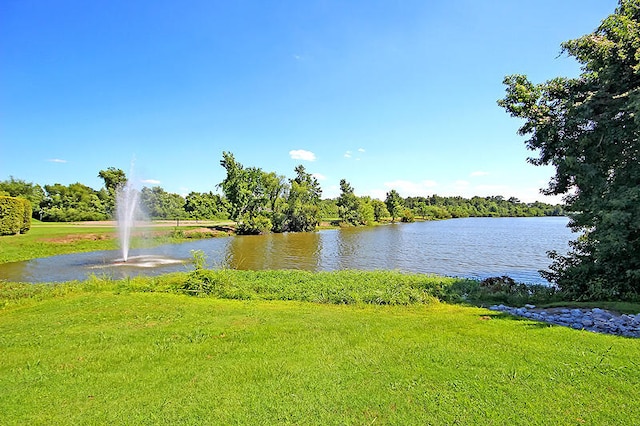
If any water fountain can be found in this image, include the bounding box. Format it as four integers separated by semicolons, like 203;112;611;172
116;178;139;262
111;176;184;268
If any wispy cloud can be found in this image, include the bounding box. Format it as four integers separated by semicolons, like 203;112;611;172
47;158;67;163
142;179;161;185
289;149;316;161
470;171;489;177
344;148;365;160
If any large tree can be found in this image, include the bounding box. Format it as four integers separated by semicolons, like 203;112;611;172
285;165;322;232
385;189;404;223
98;167;127;216
219;152;267;223
98;167;127;193
498;0;640;299
336;179;360;225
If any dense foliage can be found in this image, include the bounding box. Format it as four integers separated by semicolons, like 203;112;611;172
41;182;110;221
499;0;640;300
404;195;563;218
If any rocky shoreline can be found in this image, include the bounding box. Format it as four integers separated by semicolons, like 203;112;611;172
489;304;640;338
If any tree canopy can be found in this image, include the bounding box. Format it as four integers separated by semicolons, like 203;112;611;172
498;0;640;299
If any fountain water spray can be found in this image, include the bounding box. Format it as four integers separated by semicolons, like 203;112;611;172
116;178;140;262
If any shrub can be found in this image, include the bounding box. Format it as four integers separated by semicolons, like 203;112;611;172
236;214;273;235
19;198;31;233
457;275;562;306
0;196;31;235
401;209;415;223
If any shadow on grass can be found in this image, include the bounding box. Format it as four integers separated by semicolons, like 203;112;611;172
476;312;556;330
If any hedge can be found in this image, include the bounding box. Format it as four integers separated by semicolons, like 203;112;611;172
0;196;32;235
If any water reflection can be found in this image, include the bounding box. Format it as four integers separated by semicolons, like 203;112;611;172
0;217;574;284
225;232;322;271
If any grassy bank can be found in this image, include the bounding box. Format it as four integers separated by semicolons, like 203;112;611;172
0;270;467;308
1;279;638;425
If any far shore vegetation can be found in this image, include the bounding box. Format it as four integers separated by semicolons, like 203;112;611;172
0;169;563;228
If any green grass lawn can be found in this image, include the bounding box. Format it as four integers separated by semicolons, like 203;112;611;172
1;282;639;425
0;222;119;263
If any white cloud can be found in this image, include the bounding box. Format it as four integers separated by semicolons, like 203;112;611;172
470;171;490;177
344;151;352;158
312;173;326;181
142;179;161;185
383;179;438;197
47;158;67;163
289;149;316;161
358;148;365;153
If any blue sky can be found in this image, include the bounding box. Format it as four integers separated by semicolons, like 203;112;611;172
1;0;618;202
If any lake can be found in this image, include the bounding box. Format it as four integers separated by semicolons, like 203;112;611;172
0;217;575;284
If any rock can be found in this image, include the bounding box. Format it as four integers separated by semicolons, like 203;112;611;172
621;315;634;325
557;315;572;324
593;310;613;320
486;305;639;337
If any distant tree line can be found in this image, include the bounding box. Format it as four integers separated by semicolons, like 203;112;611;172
0;155;563;229
0;174;229;223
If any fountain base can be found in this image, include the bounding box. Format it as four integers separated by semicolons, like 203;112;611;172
97;255;185;269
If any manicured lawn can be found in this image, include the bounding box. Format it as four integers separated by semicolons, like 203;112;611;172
0;222;118;263
1;287;638;425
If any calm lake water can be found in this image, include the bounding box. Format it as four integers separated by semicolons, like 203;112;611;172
0;217;574;284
